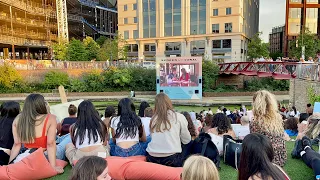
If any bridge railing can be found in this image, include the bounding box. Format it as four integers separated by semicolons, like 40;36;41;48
219;62;320;81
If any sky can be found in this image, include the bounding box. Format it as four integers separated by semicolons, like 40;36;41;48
259;0;286;42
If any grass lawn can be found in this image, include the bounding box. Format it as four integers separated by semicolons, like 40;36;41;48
47;141;315;180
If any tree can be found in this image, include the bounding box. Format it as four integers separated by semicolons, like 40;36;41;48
66;38;88;61
97;34;128;61
247;33;270;60
52;40;68;60
270;51;283;60
83;36;100;61
96;36;107;46
288;28;320;59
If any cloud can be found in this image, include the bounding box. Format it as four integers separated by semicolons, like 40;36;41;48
259;0;286;42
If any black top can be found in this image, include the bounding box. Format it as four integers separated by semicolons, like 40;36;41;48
0;117;15;149
62;117;77;126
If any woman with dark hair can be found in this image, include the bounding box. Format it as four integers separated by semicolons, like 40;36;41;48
65;100;108;164
239;133;290;180
288;106;300;118
70;156;111;180
110;98;146;157
0;101;20;165
284;117;298;136
182;112;197;140
9;94;63;173
207;113;236;155
138;101;150;118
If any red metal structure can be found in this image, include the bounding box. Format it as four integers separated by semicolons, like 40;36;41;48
219;62;320;81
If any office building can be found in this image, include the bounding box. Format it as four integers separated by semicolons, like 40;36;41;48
285;0;320;56
269;25;285;54
118;0;260;63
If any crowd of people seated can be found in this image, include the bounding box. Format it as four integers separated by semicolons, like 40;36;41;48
1;90;320;179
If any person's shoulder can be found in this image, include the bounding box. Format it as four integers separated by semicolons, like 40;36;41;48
48;114;58;123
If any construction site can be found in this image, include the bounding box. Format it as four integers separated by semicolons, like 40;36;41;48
0;0;117;60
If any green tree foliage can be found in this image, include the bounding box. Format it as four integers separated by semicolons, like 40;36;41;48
0;63;22;89
270;51;283;60
43;71;69;89
96;36;108;46
248;33;270;60
288;28;320;59
129;68;156;91
66;38;88;61
82;70;105;92
102;67;132;87
83;36;100;61
246;77;289;91
52;41;68;60
202;60;219;92
98;34;128;61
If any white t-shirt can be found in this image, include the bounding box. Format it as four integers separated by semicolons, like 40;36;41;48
110;116;139;144
141;117;151;137
75;129;103;149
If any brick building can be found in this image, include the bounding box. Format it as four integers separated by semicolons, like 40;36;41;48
269;25;285;55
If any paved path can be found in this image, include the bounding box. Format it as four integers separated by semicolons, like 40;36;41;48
0;94;290;106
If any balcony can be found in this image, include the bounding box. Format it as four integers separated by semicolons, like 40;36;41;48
0;0;54;16
0;34;51;47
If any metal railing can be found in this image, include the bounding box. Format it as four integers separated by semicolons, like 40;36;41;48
0;0;54;16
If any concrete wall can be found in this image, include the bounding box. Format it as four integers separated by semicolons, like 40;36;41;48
289;79;320;112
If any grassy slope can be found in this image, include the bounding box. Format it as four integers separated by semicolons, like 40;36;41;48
48;141;315;180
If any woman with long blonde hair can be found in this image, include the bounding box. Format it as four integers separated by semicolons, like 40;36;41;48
250;90;287;167
182;155;220;180
146;93;191;167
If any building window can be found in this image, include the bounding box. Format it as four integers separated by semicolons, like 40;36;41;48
124;5;128;11
124;18;128;24
212;40;221;49
165;42;181;51
144;44;156;51
143;0;157;38
213;9;218;16
225;23;232;33
124;31;129;39
132;44;138;52
190;0;206;35
133;30;139;39
223;39;232;48
226;7;232;15
212;24;219;33
164;0;182;37
133;3;137;10
134;17;138;23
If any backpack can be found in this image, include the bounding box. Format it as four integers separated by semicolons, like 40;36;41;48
191;132;221;169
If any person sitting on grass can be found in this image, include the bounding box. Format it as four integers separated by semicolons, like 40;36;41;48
181;155;220;180
103;106;116;129
70;156;111;180
138;101;150;118
58;104;78;136
292;136;320;179
0;101;20;165
207;113;236;155
9;94;63;173
66;100;108;165
182;112;197;140
146;93;191;167
299;113;309;123
238;133;290;180
110;98;147;157
284;117;299;136
201;114;214;133
250;90;287;167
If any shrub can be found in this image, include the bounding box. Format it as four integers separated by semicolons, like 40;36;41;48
246;77;289;92
43;71;69;89
129;68;156;91
82;70;105;92
69;78;87;92
202;61;219;92
102;67;132;88
0;64;22;89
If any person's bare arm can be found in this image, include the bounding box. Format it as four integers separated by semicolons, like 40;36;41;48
9;118;21;164
111;128;116;143
47;116;57;168
139;125;147;142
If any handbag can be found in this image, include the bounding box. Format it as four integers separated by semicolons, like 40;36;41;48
223;135;242;170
